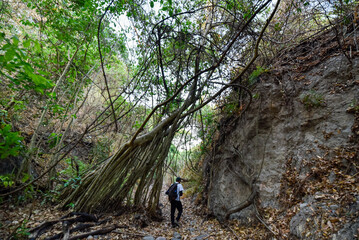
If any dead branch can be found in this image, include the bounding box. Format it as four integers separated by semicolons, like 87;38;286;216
62;221;70;240
45;223;95;240
67;225;116;240
97;0;118;131
29;213;98;239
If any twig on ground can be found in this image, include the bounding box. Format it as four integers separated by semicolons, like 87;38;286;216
226;224;240;240
113;229;146;238
254;204;278;236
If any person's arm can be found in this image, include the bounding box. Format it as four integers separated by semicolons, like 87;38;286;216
178;184;184;197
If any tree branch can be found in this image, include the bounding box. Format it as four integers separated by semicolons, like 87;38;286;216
97;0;118;131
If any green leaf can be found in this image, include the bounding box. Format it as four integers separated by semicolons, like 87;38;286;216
30;73;54;89
23;39;31;48
2;123;11;132
0;32;5;42
12;36;19;46
47;92;57;99
0;123;23;159
150;1;154;8
22;174;30;183
34;87;44;94
5;48;16;61
33;40;41;52
274;23;281;31
24;64;34;75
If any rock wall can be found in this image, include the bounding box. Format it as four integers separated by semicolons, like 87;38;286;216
204;51;359;237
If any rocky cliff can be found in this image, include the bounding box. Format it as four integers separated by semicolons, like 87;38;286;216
204;28;359;239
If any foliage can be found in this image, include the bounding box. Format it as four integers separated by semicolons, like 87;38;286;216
348;99;359;113
0;174;15;188
0;172;35;204
0;32;54;94
182;172;203;198
60;157;88;177
41;157;87;204
13;220;30;239
223;102;239;115
299;90;325;109
16;184;35;204
248;66;268;85
0;122;24;159
330;0;358;19
90;137;113;164
0;0;128;183
47;133;62;149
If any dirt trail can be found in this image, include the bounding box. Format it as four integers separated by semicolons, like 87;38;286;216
108;189;239;240
0;188;240;240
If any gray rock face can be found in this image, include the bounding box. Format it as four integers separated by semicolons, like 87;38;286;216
332;218;359;240
288;194;359;239
0;156;22;175
204;55;359;227
290;202;318;238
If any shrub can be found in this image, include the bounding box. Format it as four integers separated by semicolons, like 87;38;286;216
299;90;325;109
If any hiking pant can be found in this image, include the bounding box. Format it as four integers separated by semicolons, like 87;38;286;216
170;200;183;224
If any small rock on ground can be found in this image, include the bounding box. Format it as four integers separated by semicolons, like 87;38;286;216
193;234;209;240
173;232;181;239
143;236;155;240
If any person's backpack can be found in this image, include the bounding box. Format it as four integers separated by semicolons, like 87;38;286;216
165;183;178;201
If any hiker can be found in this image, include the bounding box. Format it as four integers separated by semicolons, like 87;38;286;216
166;177;184;228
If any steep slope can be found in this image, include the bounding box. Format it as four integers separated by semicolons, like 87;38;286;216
204;26;359;239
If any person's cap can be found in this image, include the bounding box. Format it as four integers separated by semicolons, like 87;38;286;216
176;177;182;182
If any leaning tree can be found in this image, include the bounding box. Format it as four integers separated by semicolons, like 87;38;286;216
61;0;281;215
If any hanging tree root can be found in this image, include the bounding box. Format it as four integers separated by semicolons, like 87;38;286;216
60;101;186;215
60;134;166;213
225;186;258;220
